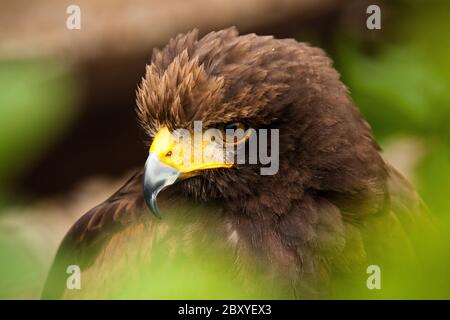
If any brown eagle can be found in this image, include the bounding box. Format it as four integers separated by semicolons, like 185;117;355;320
42;28;429;299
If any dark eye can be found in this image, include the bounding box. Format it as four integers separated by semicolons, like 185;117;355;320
223;122;244;132
222;122;248;144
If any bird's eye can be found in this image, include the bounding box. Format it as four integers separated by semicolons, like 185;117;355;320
223;122;240;131
223;122;245;132
222;122;248;145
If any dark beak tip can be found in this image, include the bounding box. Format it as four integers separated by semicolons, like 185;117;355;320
148;194;162;219
143;153;181;218
143;181;164;219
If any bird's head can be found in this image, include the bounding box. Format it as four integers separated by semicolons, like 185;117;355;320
137;28;387;218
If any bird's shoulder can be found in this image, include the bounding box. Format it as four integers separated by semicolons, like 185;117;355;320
41;171;232;299
41;171;148;299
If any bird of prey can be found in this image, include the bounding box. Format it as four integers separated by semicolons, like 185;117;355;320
42;27;430;299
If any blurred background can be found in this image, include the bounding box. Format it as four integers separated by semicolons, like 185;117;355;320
0;0;449;299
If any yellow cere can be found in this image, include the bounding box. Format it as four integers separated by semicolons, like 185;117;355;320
149;127;233;173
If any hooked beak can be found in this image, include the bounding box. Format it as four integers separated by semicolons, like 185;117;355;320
143;153;181;218
143;127;232;218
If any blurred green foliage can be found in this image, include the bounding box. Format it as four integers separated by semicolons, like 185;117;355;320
0;230;46;299
0;59;79;204
0;60;79;298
